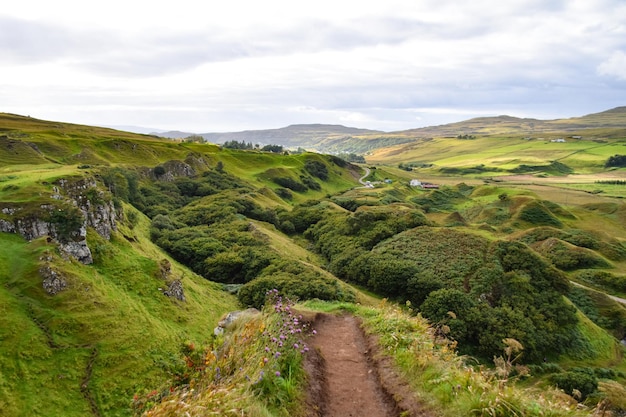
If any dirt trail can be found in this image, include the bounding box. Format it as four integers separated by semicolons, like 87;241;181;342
304;313;435;417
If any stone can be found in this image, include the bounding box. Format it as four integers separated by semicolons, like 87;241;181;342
58;240;93;264
40;265;67;295
163;279;185;302
217;308;260;329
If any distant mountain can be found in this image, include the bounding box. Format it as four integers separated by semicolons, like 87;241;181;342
151;107;626;154
152;130;195;138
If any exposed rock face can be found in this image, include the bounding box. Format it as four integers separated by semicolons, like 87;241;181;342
0;176;117;264
0;218;16;233
59;239;93;264
154;160;195;181
40;265;67;295
55;177;117;240
163;280;186;302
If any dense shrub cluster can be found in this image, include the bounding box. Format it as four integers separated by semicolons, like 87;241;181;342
518;201;563;227
410;186;471;212
574;270;626;294
517;227;626;266
302;205;578;361
238;262;355;309
550;369;598;400
568;286;626;337
304;160;329;180
273;177;307;192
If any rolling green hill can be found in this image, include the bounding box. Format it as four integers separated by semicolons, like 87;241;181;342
2;112;626;416
0;113;362;415
154;107;626;156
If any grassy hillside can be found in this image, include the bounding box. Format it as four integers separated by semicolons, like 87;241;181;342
0;222;239;416
3;112;626;416
0;113;363;415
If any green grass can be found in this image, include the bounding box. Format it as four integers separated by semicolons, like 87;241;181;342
0;223;240;416
301;300;593;417
3;112;626;415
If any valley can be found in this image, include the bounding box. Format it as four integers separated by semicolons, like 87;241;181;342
1;110;626;416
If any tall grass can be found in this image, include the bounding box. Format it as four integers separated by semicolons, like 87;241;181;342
141;291;311;417
302;300;594;417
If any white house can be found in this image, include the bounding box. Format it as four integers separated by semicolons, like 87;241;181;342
410;179;422;187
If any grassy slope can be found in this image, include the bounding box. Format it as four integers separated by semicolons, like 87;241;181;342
0;217;240;416
3;112;626;415
0;114;364;416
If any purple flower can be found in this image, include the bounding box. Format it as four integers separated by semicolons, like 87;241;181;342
293;343;299;349
275;371;281;377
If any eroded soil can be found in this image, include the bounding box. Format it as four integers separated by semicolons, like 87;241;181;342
304;313;436;417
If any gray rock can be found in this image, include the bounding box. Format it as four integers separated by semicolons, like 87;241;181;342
0;219;15;233
217;308;260;329
163;280;186;302
40;265;67;295
58;240;93;264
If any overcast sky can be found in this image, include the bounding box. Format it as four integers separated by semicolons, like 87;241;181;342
1;0;625;133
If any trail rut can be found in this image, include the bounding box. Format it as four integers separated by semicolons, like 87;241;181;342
304;313;435;417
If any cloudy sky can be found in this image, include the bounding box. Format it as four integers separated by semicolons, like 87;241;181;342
1;0;625;133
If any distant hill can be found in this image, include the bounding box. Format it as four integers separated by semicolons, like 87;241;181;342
396;106;626;138
156;124;404;153
153;107;626;154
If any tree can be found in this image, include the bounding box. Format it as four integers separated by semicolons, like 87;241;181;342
605;154;626;168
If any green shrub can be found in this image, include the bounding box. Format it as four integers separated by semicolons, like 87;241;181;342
304;160;329;180
237;272;355;309
275;188;293;200
273;177;306;192
551;370;598;400
518;201;563;227
48;205;84;242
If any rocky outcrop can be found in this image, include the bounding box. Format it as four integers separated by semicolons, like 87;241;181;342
153;160;196;181
55;177;117;240
59;239;93;264
163;280;186;302
0;176;118;265
40;265;67;295
156;259;186;302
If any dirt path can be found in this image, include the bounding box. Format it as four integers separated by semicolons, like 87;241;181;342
304;313;435;417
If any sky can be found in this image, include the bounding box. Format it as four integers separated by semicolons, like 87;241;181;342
1;0;626;133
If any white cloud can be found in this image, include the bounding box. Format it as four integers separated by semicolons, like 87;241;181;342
1;0;625;131
598;51;626;81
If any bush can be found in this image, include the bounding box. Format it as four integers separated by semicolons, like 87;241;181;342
605;154;626;168
153;165;166;176
300;175;321;191
551;370;598;400
48;205;85;242
275;188;293;200
273;177;306;192
238;272;355;309
304;160;329;180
